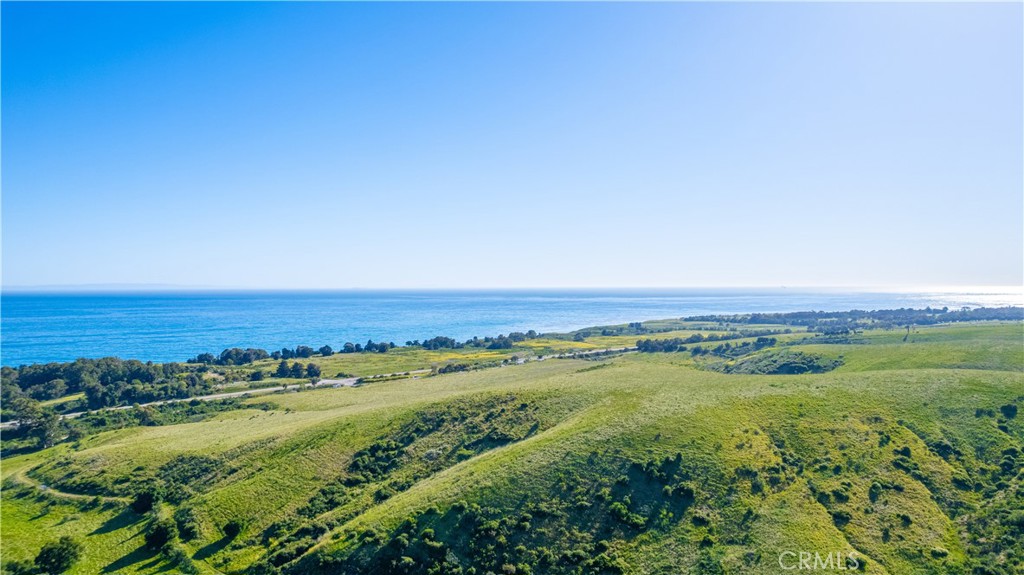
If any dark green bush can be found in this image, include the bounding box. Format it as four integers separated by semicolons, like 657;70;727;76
145;518;178;551
174;507;201;541
34;536;82;574
130;489;160;514
224;519;245;538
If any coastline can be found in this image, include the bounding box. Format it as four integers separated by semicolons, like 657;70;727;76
2;289;1022;366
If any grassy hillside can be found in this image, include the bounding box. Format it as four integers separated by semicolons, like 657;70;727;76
2;322;1022;575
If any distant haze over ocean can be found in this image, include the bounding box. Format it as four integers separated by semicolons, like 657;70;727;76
1;288;1021;366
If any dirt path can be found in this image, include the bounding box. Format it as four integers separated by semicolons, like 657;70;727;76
9;467;129;503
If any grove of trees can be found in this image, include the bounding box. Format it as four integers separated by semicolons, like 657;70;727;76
1;357;208;414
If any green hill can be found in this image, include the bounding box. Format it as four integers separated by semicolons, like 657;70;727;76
2;322;1022;575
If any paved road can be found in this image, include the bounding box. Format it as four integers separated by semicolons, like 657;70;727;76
1;347;633;430
526;346;634;363
1;379;359;428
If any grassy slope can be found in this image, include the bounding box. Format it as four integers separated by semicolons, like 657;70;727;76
2;322;1021;575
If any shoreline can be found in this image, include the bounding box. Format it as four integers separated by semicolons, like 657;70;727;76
3;305;1022;368
4;304;1019;366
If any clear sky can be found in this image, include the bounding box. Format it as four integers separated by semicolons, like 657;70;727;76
2;2;1021;290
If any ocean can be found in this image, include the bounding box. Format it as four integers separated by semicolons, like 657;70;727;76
1;288;1020;366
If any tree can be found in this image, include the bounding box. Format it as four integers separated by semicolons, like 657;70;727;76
189;353;216;364
249;370;265;382
27;379;67;400
422;336;459;350
35;536;82;574
131;489;160;514
306;363;322;378
10;397;62;448
184;373;205;391
487;336;513;350
145;518;178;550
174;507;201;541
217;348;269;365
82;379;108;409
32;411;62;448
162;362;184;377
319;345;333;356
275;360;290;378
289;362;305;378
223;519;245;538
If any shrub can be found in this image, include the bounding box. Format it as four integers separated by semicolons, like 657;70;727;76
249;562;282;575
224;519;245;538
3;559;35;575
130;489;160;514
718;349;842;375
174;507;201;541
34;536;82;574
868;482;883;503
831;510;852;528
164;544;199;574
609;501;647;527
1007;510;1024;532
145;518;179;550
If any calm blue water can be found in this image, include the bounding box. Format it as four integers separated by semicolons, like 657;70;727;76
1;289;1021;366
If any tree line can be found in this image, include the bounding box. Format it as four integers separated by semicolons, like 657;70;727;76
406;331;539;350
1;357;203;416
187;340;399;366
636;331;781;353
273;361;323;379
685;307;1023;331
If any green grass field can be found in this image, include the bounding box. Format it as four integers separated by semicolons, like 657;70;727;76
202;320;798;385
230;327;758;381
2;322;1022;575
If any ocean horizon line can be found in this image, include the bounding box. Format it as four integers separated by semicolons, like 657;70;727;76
4;284;1022;296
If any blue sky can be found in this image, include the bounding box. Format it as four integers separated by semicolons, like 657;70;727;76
2;2;1021;289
